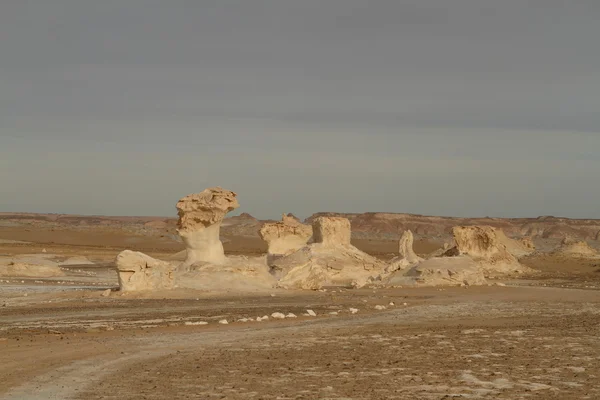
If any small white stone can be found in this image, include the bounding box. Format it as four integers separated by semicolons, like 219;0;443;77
218;319;229;325
374;305;387;310
389;302;395;306
306;309;317;317
185;321;208;326
329;311;338;315
495;282;506;287
285;313;297;318
349;308;359;314
237;318;249;323
403;302;408;306
271;312;286;319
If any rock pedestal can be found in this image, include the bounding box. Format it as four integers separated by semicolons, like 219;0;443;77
176;187;239;266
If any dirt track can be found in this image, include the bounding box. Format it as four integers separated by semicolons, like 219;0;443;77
1;285;600;399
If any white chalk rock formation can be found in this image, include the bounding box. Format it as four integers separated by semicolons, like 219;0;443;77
0;263;65;278
174;254;275;292
385;256;487;287
115;187;276;293
259;214;312;264
448;226;530;276
495;230;536;258
555;237;599;257
425;242;452;259
0;254;65;278
115;250;175;291
388;230;423;271
176;187;239;266
270;217;387;289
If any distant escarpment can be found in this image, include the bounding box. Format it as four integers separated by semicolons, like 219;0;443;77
304;212;600;241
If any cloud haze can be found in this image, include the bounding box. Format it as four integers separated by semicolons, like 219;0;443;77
1;1;599;219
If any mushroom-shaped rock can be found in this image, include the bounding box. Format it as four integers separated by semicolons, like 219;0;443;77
387;230;423;271
176;187;239;266
259;214;312;264
270;217;387;289
115;250;175;291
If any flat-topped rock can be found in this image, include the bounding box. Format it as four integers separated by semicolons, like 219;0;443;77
259;214;312;263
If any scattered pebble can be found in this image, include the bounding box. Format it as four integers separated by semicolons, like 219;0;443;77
101;289;111;297
271;312;286;319
285;313;297;318
374;305;387;310
329;311;338;315
403;302;408;306
349;308;359;314
218;319;229;325
185;321;209;326
389;301;395;306
305;309;317;317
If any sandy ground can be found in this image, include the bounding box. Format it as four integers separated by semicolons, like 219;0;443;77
1;227;600;399
1;286;599;399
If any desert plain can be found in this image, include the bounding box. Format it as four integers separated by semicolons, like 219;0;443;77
1;202;600;399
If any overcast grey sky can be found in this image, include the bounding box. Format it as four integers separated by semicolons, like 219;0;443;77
1;1;599;219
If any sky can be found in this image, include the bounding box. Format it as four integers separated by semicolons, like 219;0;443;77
1;0;599;220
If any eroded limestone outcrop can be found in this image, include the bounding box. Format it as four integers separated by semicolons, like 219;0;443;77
388;230;423;271
174;254;275;292
448;226;530;276
116;250;175;291
271;217;387;289
555;237;599;257
495;230;536;258
0;254;66;278
259;214;312;264
116;187;275;293
176;187;239;266
384;256;487;287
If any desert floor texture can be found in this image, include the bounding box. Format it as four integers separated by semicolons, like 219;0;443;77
1;213;600;399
